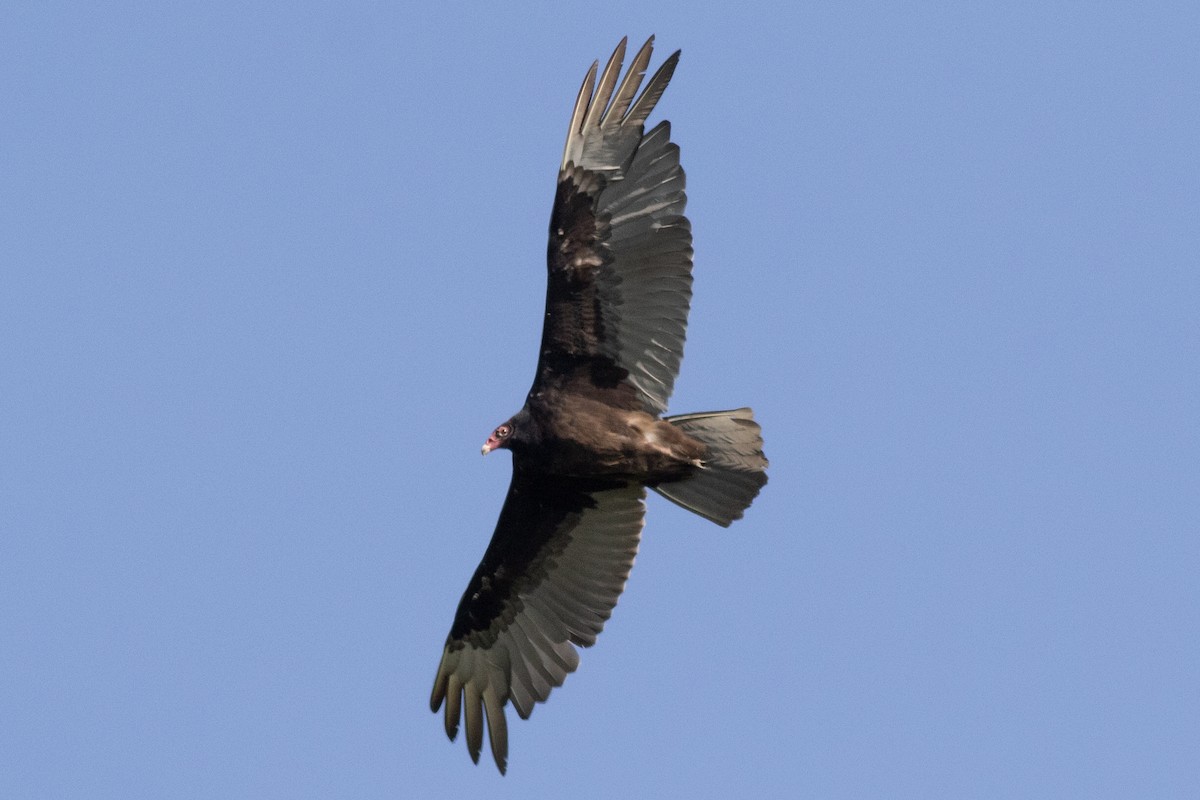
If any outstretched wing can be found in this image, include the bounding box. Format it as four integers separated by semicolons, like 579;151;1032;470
430;470;646;773
534;36;693;415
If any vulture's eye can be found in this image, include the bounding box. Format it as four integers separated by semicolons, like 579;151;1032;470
497;425;512;438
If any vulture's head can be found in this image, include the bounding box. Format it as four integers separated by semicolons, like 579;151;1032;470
482;409;531;455
481;422;513;455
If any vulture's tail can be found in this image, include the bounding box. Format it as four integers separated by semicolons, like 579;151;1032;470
651;408;768;527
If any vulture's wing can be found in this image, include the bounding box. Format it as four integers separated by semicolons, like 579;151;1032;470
534;37;692;415
430;470;646;773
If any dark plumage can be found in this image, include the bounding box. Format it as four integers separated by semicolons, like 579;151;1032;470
430;36;768;773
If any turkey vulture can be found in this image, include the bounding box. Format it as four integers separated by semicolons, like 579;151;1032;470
430;36;768;773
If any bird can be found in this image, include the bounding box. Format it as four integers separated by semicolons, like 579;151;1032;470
429;36;768;774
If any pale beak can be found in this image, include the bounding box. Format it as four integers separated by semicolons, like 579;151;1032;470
481;443;492;456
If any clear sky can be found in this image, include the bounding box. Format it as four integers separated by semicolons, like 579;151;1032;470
2;2;1197;798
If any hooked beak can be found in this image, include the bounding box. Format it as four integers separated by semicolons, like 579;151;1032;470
481;442;493;456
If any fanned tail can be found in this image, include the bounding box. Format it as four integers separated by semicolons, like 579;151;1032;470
651;408;768;527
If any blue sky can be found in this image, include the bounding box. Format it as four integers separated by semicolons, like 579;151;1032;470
2;2;1197;798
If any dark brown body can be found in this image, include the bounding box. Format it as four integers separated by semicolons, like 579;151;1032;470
506;389;703;480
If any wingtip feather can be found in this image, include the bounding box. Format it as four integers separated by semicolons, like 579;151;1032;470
625;49;680;126
444;673;463;741
563;59;600;169
430;675;446;714
582;37;627;132
483;685;509;774
465;681;484;763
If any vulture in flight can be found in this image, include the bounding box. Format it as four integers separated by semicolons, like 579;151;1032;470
430;36;768;773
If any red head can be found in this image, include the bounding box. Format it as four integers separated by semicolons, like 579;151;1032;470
481;421;514;455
